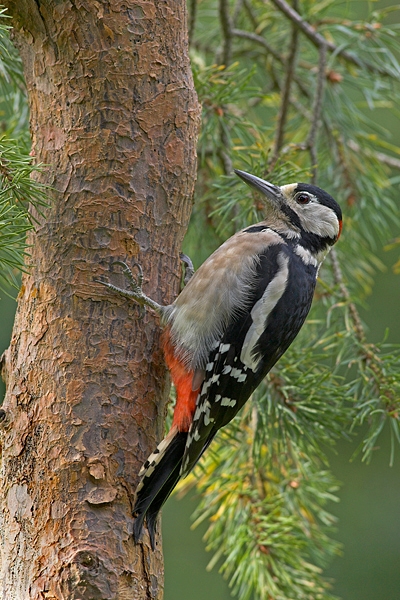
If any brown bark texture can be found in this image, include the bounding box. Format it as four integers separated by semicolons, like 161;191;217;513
0;1;200;599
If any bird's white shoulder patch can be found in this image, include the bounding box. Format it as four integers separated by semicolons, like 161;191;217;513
240;251;289;370
294;244;318;267
168;228;285;370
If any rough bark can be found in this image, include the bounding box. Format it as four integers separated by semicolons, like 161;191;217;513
0;2;200;599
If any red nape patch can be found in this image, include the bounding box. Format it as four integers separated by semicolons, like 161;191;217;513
162;329;199;432
338;219;343;239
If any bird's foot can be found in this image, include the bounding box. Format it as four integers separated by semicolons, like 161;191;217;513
95;260;165;317
180;253;195;286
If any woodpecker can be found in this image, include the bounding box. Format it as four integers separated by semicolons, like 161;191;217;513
97;169;342;550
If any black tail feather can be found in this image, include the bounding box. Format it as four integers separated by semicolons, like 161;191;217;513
145;463;183;549
133;431;188;549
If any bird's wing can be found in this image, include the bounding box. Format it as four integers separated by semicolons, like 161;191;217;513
180;242;294;476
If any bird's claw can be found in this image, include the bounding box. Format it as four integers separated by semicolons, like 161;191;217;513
95;260;164;317
110;261;144;295
180;253;195;286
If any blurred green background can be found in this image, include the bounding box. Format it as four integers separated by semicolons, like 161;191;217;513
1;243;399;600
1;0;399;596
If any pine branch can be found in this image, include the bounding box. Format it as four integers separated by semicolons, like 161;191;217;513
268;0;300;171
233;0;245;24
232;28;281;61
269;0;392;76
219;0;234;66
330;249;366;345
232;28;312;100
307;41;327;182
347;140;400;170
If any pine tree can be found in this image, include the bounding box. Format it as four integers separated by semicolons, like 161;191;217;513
1;2;399;599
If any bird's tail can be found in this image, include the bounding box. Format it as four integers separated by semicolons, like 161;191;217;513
133;427;188;549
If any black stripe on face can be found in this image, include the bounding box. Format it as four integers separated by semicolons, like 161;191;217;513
279;203;302;230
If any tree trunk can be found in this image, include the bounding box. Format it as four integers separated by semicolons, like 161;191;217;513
0;2;200;598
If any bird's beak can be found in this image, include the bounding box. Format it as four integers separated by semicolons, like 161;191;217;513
234;169;282;208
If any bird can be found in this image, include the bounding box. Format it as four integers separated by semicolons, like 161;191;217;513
97;169;342;549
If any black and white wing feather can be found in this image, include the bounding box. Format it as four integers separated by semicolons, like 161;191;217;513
181;238;318;476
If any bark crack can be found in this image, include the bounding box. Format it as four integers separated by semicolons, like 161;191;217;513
31;0;59;61
140;543;155;600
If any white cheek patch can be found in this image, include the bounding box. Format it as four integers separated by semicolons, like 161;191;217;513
297;203;339;239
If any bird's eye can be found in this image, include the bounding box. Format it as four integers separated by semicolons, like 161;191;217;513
296;193;311;205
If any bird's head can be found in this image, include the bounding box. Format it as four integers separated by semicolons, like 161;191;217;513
235;169;342;246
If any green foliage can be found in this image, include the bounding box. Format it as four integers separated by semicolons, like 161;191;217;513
180;417;341;600
177;1;400;598
1;0;400;597
0;12;47;292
